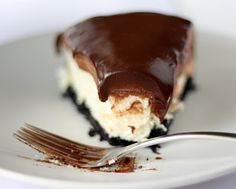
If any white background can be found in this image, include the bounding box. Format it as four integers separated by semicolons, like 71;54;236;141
0;0;236;188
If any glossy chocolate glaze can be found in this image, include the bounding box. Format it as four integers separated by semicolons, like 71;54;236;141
56;12;193;120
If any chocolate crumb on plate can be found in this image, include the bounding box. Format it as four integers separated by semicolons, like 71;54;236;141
155;156;163;160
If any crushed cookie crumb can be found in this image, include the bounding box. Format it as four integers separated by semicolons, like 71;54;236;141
147;168;157;171
138;165;143;169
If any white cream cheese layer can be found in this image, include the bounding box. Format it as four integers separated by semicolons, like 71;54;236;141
58;50;188;142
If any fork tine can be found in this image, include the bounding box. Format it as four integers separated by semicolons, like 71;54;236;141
24;123;106;155
15;135;88;167
14;130;98;166
25;123;106;152
20;127;89;157
17;127;104;160
16;129;90;161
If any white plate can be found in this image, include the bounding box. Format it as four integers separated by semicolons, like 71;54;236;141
0;31;236;189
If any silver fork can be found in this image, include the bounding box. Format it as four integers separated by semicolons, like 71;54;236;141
14;123;236;168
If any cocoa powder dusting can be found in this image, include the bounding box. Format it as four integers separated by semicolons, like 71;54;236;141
40;156;136;173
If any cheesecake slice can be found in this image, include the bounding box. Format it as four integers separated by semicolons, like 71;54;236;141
56;12;195;146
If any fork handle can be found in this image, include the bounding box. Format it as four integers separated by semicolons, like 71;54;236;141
121;131;236;156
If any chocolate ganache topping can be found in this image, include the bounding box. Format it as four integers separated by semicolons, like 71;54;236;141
56;12;193;120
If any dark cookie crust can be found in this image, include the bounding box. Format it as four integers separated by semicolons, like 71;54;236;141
63;77;195;146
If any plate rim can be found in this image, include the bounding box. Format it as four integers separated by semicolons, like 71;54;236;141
0;160;236;189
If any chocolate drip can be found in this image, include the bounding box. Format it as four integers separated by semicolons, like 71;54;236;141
56;12;193;120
